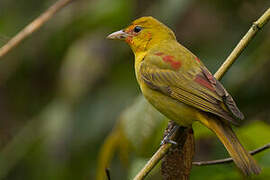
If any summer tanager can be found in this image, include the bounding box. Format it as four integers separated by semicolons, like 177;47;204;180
107;16;261;175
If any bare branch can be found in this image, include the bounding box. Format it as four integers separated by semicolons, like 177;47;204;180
133;7;270;180
193;143;270;166
161;126;195;180
0;0;74;59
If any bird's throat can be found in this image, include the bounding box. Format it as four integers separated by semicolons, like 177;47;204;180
134;51;147;82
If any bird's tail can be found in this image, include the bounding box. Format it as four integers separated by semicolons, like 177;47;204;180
197;113;261;176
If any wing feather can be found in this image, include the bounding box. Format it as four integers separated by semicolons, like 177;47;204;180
140;57;244;125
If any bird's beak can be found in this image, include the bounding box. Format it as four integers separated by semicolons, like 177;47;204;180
107;30;128;40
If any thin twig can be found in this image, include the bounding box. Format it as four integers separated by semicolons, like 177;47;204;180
133;7;270;180
0;0;74;59
193;143;270;166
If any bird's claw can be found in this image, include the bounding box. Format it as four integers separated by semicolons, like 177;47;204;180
160;124;180;146
160;136;177;145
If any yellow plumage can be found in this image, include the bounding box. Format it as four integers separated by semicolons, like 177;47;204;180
107;16;261;175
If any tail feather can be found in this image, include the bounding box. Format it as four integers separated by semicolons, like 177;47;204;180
198;114;261;176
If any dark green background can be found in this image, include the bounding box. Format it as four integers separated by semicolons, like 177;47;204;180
0;0;270;179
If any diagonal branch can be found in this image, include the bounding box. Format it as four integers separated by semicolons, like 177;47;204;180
133;7;270;180
0;0;74;59
193;143;270;166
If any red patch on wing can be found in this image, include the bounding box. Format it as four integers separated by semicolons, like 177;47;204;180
163;55;181;69
195;57;201;63
155;52;164;56
194;76;215;91
162;55;174;62
154;53;181;70
203;69;215;84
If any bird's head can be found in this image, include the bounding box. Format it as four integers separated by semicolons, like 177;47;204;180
107;16;176;54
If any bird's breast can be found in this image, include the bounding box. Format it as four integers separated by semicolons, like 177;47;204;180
138;81;197;127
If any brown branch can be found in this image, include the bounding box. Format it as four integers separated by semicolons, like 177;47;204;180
161;126;195;180
193;143;270;166
0;0;74;59
133;7;270;180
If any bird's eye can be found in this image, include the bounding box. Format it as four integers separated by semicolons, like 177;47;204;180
134;26;142;33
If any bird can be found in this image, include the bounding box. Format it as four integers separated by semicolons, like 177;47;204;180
107;16;261;176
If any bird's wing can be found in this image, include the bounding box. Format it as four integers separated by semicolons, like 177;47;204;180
139;53;244;125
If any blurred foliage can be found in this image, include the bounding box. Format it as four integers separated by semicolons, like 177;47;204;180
0;0;270;180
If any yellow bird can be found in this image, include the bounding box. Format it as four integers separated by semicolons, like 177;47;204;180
107;16;261;175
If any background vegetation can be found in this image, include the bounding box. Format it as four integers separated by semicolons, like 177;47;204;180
0;0;270;179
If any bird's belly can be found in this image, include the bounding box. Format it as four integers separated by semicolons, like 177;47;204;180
140;83;197;126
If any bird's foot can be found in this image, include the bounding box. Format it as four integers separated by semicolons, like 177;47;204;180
160;124;179;146
161;137;177;145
